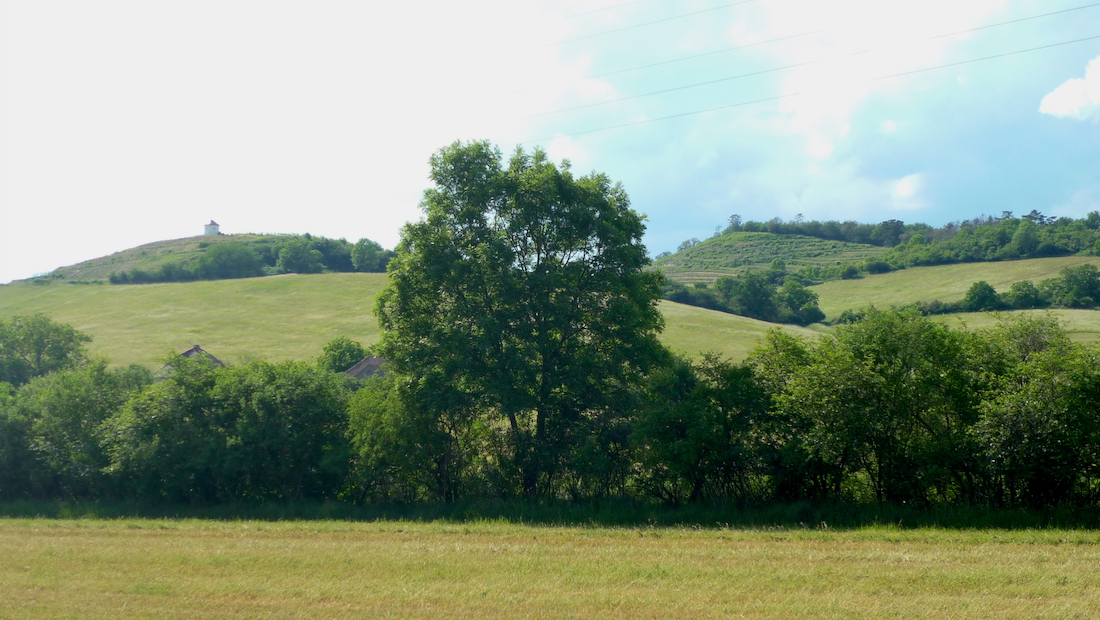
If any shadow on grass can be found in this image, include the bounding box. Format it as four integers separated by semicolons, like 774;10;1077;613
1;499;1098;530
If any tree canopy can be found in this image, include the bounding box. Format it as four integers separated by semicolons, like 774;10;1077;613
0;314;92;386
376;141;666;497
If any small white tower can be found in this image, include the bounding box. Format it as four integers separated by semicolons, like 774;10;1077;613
204;220;220;235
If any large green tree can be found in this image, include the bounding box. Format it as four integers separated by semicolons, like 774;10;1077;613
376;141;666;497
0;314;91;386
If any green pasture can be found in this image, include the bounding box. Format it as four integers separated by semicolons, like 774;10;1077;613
3;518;1099;619
0;275;808;368
812;255;1100;319
0;274;388;368
657;300;821;359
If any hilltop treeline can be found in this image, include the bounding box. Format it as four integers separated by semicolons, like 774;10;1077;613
715;210;1100;270
4;311;1100;509
108;235;395;284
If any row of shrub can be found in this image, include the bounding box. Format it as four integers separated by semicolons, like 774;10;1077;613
663;260;826;325
5;310;1100;509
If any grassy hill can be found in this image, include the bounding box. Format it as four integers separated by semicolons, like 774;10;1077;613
808;255;1100;346
812;255;1100;319
654;231;887;284
933;309;1100;345
0;274;819;368
45;234;291;282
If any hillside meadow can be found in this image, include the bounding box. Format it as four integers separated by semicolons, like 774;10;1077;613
2;518;1099;619
0;274;817;368
812;255;1100;316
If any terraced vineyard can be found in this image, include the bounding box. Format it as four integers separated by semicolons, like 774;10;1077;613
655;232;887;283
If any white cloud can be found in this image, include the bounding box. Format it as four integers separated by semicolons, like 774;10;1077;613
805;131;834;158
545;135;592;170
1049;186;1100;219
1040;56;1100;121
894;174;920;198
748;0;1005;125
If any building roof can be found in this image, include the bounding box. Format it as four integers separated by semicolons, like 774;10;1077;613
344;355;388;380
154;344;225;381
207;220;219;226
179;344;225;367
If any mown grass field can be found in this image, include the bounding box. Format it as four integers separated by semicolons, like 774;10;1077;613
0;274;816;367
813;256;1100;318
2;518;1099;619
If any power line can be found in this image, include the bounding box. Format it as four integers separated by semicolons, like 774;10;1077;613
927;2;1100;41
586;28;827;80
553;0;760;45
531;2;1100;118
533;34;1100;141
578;1;1100;82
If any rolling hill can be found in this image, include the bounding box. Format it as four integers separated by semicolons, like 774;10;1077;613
0;274;819;368
41;234;298;282
652;230;1100;345
12;233;1100;369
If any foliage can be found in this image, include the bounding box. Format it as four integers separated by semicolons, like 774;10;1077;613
103;357;350;502
376;141;666;497
317;336;367;373
633;354;768;504
9;362;151;498
194;242;267;280
350;238;395;272
276;239;325;274
346;373;461;502
0;314;92;386
974;316;1100;508
4;310;1100;510
963;281;1003;312
105;234;393;284
663;269;825;326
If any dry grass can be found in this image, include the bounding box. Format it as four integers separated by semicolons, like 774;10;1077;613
2;519;1099;619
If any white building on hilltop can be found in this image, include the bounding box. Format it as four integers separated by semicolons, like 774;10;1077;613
204;220;220;235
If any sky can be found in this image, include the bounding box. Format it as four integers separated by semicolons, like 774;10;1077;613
2;0;1099;283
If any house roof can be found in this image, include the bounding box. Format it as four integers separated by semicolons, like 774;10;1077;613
344;355;388;380
154;344;225;381
180;344;225;367
207;220;219;226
